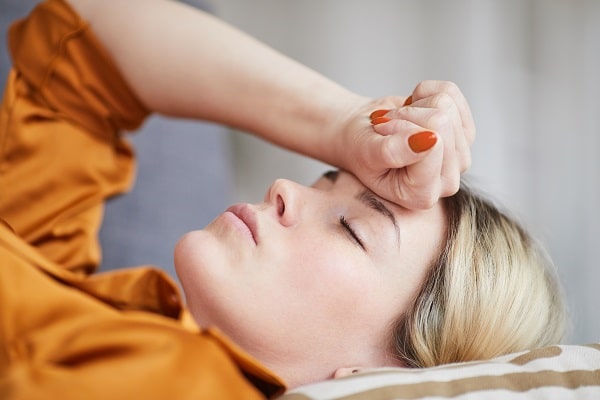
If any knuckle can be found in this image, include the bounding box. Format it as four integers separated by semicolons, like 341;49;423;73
413;80;426;93
468;127;477;144
413;80;431;98
380;136;400;166
461;153;472;172
443;177;461;197
431;92;454;110
425;109;449;130
440;81;460;97
413;80;462;105
418;194;438;210
402;179;440;209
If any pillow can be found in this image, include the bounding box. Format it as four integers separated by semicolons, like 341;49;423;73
279;344;600;400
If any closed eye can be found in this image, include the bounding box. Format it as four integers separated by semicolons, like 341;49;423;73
339;216;365;250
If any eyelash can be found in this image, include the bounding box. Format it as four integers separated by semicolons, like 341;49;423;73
339;216;365;250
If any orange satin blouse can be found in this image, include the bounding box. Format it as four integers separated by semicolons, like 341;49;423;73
0;1;285;398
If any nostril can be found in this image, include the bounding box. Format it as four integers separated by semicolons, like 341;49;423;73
277;194;285;216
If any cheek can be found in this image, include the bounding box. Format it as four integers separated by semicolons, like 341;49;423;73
174;228;248;282
173;231;233;318
280;238;375;313
173;231;210;308
174;230;212;281
279;240;398;341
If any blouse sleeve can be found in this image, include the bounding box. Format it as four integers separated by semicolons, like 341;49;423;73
0;0;151;274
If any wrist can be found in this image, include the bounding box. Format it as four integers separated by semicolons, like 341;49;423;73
312;93;372;169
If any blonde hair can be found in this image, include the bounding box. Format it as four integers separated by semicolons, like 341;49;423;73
392;183;568;367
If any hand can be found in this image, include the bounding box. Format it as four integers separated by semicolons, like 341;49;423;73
335;80;475;210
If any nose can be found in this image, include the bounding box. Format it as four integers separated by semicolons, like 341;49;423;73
265;178;305;227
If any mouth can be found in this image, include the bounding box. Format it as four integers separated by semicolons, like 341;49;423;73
225;204;258;245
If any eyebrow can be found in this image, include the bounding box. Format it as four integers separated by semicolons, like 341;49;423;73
323;170;339;182
356;189;400;244
322;170;401;244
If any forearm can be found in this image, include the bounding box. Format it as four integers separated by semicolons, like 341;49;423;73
65;0;367;165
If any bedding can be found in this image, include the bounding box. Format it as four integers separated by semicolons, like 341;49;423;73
279;344;600;399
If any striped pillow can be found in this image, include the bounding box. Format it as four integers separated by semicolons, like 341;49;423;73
279;344;600;400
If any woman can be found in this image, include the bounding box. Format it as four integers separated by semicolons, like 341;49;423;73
175;166;566;387
0;0;565;398
175;169;448;387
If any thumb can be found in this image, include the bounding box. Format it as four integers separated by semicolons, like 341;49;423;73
364;129;438;170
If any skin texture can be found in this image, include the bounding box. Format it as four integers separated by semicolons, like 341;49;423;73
65;0;475;210
174;171;446;388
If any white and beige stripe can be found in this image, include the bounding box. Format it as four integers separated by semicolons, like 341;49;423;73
279;344;600;400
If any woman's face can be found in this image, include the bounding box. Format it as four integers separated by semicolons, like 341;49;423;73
174;170;446;385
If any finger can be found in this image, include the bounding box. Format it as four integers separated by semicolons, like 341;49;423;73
372;116;428;136
369;109;391;120
383;104;451;139
403;93;471;172
368;96;411;121
387;101;463;196
454;126;471;173
365;120;438;170
400;137;445;209
409;80;476;145
438;132;461;197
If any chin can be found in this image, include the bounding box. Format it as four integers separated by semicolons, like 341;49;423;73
173;231;195;278
173;230;214;285
173;230;235;313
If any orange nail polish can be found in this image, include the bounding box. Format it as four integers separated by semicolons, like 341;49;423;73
371;116;391;125
408;131;437;153
403;95;413;106
369;109;390;120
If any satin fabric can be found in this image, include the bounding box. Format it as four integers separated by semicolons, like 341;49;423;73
0;1;285;398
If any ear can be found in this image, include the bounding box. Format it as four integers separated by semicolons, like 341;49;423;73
333;367;365;379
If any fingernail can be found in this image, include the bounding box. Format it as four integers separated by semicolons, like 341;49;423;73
403;95;413;106
369;109;390;120
371;116;391;125
408;131;437;153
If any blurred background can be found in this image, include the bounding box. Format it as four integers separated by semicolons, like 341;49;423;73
1;0;598;345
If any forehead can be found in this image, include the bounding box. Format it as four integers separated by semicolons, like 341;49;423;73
311;169;360;191
312;170;394;206
313;169;447;237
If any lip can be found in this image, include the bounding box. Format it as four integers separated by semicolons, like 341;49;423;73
225;203;258;245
